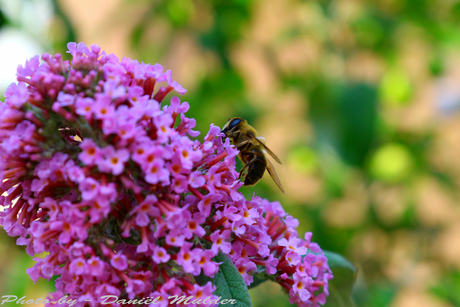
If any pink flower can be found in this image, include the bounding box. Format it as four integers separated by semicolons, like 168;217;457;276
239;204;260;226
103;79;126;98
175;138;202;170
78;139;101;166
278;237;308;256
164;70;187;95
16;55;40;78
132;195;160;226
117;121;140;140
75;97;94;118
234;258;257;285
183;212;206;239
285;250;302;266
188;282;217;305
196;249;218;277
69;258;86;275
152;246;170;263
96;146;130;175
144;159;170;184
87;198;111;223
210;229;231;254
171;175;189;193
110;253;128;271
189;171;206;188
4;82;29;107
92;94;115;119
164;96;190;114
176;242;196;274
165;229;185;247
79;177;100;200
87;256;105;276
292;273;313;301
0;42;331;306
134;145;165;169
198;194;222;217
154;114;175;143
56;92;75;107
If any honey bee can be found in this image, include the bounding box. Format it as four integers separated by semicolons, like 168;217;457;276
221;117;284;193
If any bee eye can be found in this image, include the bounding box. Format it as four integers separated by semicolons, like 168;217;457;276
228;118;242;130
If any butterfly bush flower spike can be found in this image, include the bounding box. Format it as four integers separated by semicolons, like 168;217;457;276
0;42;332;307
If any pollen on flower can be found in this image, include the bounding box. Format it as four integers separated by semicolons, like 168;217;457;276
0;42;331;307
146;154;155;163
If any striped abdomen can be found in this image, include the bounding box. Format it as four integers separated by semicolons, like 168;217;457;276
243;155;266;186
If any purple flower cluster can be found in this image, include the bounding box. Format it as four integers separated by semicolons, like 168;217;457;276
0;42;331;307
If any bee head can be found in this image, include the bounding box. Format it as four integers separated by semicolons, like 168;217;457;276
221;117;243;135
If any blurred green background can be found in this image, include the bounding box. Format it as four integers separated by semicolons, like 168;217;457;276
1;0;460;306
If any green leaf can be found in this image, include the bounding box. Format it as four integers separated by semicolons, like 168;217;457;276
323;251;357;307
195;252;252;307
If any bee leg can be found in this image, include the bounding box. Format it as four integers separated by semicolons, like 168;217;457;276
239;163;250;179
239;154;260;185
234;140;249;147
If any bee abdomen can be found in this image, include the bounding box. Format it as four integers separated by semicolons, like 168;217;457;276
244;156;266;186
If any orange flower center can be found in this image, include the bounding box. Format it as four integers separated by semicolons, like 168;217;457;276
188;221;197;230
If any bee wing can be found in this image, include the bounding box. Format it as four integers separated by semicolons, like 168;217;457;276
266;157;285;194
248;135;282;164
